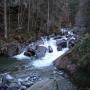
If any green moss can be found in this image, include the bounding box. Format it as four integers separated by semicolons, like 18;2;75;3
79;53;90;67
63;34;90;88
68;34;90;60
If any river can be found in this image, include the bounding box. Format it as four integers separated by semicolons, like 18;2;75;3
0;29;76;89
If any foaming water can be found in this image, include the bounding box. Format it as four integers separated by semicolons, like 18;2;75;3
13;51;30;60
32;38;69;68
14;37;69;68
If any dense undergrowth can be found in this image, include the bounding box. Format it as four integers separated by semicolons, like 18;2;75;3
67;34;90;88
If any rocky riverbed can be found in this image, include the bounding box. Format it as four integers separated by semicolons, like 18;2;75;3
0;28;78;90
0;65;76;90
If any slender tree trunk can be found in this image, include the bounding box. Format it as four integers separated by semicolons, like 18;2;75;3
18;0;22;31
47;0;50;35
28;0;31;32
8;3;11;33
18;0;20;30
35;0;38;40
4;0;8;39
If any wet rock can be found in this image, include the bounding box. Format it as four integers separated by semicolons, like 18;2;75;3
17;77;30;83
66;34;73;39
36;40;44;45
0;43;19;57
54;35;62;40
21;81;33;87
30;76;39;82
35;46;47;59
8;44;20;56
57;45;62;51
24;49;35;57
56;40;67;48
48;46;53;53
28;44;37;50
1;73;17;86
69;39;75;48
20;85;27;90
46;36;50;41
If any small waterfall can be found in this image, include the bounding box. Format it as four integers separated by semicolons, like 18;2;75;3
32;38;69;68
13;28;75;68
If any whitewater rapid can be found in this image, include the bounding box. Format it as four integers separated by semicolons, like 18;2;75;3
14;37;69;68
32;38;69;68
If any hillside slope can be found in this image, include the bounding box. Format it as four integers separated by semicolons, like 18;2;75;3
56;34;90;88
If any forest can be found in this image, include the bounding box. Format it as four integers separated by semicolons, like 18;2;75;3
0;0;90;90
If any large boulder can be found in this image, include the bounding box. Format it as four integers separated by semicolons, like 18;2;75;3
25;43;36;51
24;43;37;57
24;48;35;57
7;44;19;57
35;46;47;59
27;79;57;90
27;78;75;90
24;45;47;58
0;43;20;57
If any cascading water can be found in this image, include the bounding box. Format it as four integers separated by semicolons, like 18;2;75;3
32;38;69;68
14;38;68;68
14;29;75;68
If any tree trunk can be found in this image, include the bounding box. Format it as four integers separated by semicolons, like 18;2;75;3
4;0;8;39
27;0;31;32
18;0;23;31
47;0;50;35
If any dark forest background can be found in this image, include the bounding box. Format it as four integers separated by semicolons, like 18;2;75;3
0;0;89;41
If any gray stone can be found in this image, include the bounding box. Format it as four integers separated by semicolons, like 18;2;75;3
1;73;18;87
1;43;19;57
27;79;57;90
57;45;62;51
35;46;47;58
56;40;67;48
